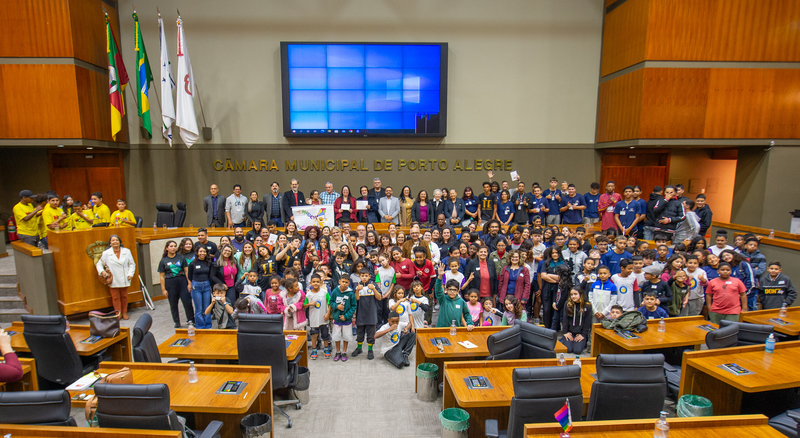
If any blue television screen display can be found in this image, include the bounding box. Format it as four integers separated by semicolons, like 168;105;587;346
281;42;447;137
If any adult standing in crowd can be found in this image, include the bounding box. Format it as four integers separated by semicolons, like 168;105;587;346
445;188;465;228
583;182;600;225
195;228;218;259
462;187;479;226
597;181;621;231
559;183;585;225
656;185;686;238
320;182;340;205
334;185;357;225
512;182;529;226
159;240;194;328
371;177;385;200
643;186;666;240
245;191;265;226
203;184;226;227
225;184;247;228
429;189;446;224
542;178;562;225
694;194;713;236
411;190;431;225
13;190;42;247
263;182;286;227
282;179;306;222
358;185;380;224
379;187;400;224
96;234;136;320
188;246;213;329
399;186;414;227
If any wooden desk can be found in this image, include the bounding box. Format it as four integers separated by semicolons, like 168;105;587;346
742;307;800;337
679;340;800;415
525;414;783;437
68;361;273;438
0;356;38;392
0;424;181;437
158;329;308;368
9;322;132;362
444;358;596;438
591;316;715;356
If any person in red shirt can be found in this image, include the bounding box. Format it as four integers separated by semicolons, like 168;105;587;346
390;247;415;291
705;262;747;325
597;181;622;231
0;329;23;383
410;246;436;325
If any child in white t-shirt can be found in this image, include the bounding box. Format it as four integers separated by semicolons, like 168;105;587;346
443;257;466;296
610;259;639;311
303;274;331;359
388;285;414;331
375;253;396;325
375;311;416;368
408;280;429;330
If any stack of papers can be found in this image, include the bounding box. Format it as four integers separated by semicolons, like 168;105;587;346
457;340;478;349
66;371;107;391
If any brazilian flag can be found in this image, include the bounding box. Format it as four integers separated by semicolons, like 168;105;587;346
133;12;153;138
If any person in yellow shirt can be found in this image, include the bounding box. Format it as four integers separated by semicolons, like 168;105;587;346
12;190;42;247
91;192;111;225
110;199;136;227
70;201;93;229
42;193;69;241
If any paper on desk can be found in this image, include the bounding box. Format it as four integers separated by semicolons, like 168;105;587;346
458;340;478;349
356;200;368;210
66;371;107;391
285;335;299;340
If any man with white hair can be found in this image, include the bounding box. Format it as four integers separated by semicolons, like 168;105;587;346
371;177;385;199
320;182;340;205
430;189;446;224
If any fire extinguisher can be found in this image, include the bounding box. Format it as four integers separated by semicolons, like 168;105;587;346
7;217;17;241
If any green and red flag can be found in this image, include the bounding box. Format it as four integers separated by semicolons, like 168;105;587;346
106;13;129;140
133;12;153;138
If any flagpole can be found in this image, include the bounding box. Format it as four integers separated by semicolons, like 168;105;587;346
104;6;138;127
195;81;209;128
150;7;163;109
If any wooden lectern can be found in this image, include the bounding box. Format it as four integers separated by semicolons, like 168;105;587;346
48;227;142;315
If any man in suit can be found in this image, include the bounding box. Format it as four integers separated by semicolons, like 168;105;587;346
263;181;286;227
430;189;446;223
378;186;400;224
281;178;306;222
203;184;226;227
371;177;386;200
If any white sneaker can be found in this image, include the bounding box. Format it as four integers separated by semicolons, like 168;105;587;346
434;304;440;311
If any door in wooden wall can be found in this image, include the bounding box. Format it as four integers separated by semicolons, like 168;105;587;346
48;151;126;207
599;150;669;197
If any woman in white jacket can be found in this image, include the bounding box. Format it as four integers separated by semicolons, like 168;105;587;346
96;234;136;319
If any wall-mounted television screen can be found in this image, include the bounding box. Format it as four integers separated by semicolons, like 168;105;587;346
281;42;447;138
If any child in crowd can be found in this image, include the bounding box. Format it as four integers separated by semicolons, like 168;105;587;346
205;283;235;329
232;294;267;320
329;276;356;362
317;264;334;292
683;255;707;316
236;270;263;300
660;255;684;282
388;285;414;330
560;288;592;354
375;311;416;368
706;262;747;325
758;261;797;310
589;265;616;321
282;278;307;330
631;255;646;287
610;259;639;311
110;199;136;227
640;265;672;314
653;245;670;270
638;291;669;319
409;280;430;330
668;270;689;317
375;253;396;326
601;235;632;276
434;264;474;330
443;257;467;297
264;276;286;316
304;274;331;359
465;290;482;326
69;201;92;229
482;297;502;326
501;295;527;325
608;304;624;320
353;268;380;360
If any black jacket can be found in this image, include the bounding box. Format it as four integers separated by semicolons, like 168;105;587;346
695;205;713;236
411;202;434;225
429;199;446;224
466;258;498;296
644;193;666;227
656;198;686;231
281;191;306;220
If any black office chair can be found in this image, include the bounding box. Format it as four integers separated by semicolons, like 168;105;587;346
21;314;101;389
770;409;800;437
486;324;522;360
0;390;76;426
135;216;144;228
175;202;187;227
719;320;776;345
519;321;558;359
94;383;222;438
131;313;190;363
156;203;174;227
486;366;583;438
664;323;739;398
586;354;667;421
237;314;302;428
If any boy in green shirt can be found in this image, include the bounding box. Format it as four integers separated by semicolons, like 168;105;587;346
328;276;356;362
434;263;474;330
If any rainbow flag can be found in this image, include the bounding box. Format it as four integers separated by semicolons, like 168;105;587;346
554;399;572;433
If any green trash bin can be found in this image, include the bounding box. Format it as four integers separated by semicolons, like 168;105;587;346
440;407;469;438
677;394;713;417
416;363;439;402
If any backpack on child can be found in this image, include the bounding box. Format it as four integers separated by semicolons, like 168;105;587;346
601;310;648;333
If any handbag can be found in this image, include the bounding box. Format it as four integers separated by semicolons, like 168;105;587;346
84;367;133;426
89;310;121;338
98;258;113;286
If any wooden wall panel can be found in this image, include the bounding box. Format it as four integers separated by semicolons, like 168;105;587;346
0;64;82;138
0;0;73;57
703;69;775;139
769;69;800;138
69;0;121;69
599;165;667;200
600;0;650;77
640;68;709;138
596;69;643;142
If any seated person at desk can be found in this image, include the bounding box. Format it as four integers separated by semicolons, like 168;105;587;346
638;291;668;319
0;329;23;383
375;311;416;369
205;283;235;329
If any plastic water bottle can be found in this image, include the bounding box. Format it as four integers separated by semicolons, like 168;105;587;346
153;222;157;233
450;320;457;336
769;229;775;238
573;355;581;368
188;361;198;383
779;304;788;318
65;319;70;332
558;353;566;366
658;318;666;333
187;323;195;337
766;333;776;353
654;411;669;438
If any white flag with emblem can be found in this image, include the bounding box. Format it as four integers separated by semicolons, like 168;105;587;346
175;16;199;148
158;16;176;146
